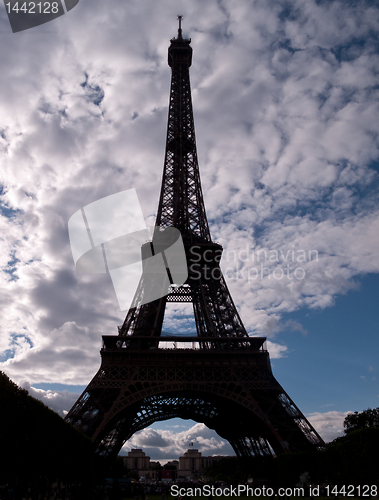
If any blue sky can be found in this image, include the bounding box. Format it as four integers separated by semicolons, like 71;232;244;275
274;273;379;413
0;0;379;461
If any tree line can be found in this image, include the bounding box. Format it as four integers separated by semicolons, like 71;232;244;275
0;371;100;497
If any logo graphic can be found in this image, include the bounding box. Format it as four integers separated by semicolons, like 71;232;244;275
68;189;188;311
4;0;79;33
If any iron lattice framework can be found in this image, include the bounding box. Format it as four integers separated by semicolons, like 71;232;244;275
66;20;325;460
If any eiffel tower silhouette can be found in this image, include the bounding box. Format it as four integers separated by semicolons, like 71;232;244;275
66;18;325;459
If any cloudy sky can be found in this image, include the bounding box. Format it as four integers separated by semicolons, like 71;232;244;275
1;0;379;462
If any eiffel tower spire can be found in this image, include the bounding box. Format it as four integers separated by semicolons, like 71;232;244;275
65;22;325;461
119;18;248;343
177;14;183;40
156;15;210;242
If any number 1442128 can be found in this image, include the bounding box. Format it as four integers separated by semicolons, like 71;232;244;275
5;2;60;14
325;485;378;497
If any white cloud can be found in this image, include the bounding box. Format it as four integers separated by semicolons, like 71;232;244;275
266;340;288;359
121;422;235;460
20;382;80;417
307;410;350;443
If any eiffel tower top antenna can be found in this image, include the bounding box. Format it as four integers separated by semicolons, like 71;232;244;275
177;15;183;39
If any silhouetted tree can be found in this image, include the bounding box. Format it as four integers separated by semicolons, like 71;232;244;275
0;370;97;491
343;407;379;433
323;427;379;485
